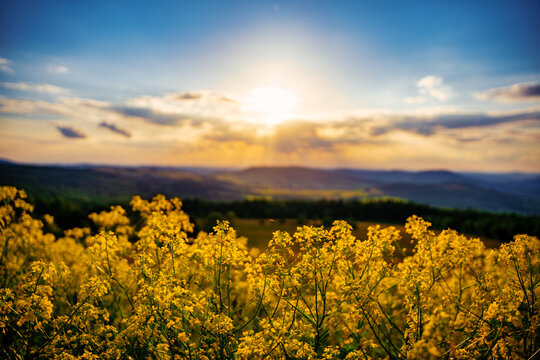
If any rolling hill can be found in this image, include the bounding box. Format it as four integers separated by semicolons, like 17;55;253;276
1;161;539;214
0;163;245;202
212;166;540;214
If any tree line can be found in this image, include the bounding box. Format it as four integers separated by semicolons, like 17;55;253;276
27;193;540;242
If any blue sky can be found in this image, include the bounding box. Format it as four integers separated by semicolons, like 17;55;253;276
0;0;539;171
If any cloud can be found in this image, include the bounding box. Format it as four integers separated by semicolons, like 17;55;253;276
172;92;204;101
109;105;213;126
418;75;452;101
203;120;258;142
215;94;239;103
109;91;240;126
47;64;69;74
1;82;68;94
0;97;109;120
404;96;427;104
99;122;132;137
0;92;228;127
477;82;540;103
270;121;354;152
372;111;540;136
166;91;239;103
0;58;14;74
56;125;87;139
2;88;538;160
203;119;379;153
433;112;540;129
1;87;538;171
405;75;452;103
417;75;442;88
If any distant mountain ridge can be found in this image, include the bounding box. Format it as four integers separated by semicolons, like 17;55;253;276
215;166;365;190
0;163;245;201
1;160;539;214
212;166;540;214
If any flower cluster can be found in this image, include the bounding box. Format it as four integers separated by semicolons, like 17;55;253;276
0;186;538;359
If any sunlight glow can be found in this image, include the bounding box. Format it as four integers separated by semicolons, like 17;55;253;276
248;86;297;125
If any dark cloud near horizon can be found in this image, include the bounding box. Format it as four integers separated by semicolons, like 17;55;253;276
435;112;540;129
99;121;131;137
520;85;540;97
56;125;86;139
372;111;540;136
480;83;540;102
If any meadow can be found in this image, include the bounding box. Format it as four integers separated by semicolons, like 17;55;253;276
1;186;538;359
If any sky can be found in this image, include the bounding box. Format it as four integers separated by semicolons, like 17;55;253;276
0;0;539;172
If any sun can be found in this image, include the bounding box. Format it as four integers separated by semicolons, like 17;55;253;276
248;86;297;124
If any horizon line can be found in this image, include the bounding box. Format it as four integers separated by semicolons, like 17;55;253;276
1;157;538;175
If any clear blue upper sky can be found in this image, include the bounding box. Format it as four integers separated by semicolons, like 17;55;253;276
2;0;539;63
0;0;539;170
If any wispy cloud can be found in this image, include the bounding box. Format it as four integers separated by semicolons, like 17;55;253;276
418;75;452;101
0;91;237;127
477;82;540;103
47;64;69;74
1;82;68;94
404;96;427;104
56;125;87;139
99;121;131;137
172;92;204;101
270;120;374;152
166;91;239;103
0;58;14;74
109;105;212;126
108;91;241;126
0;97;108;119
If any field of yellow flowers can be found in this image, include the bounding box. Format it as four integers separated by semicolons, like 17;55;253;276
0;186;538;359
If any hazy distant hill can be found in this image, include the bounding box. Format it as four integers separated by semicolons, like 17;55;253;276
214;166;540;214
336;169;470;185
1;161;539;214
215;166;365;190
376;182;536;214
0;163;245;201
